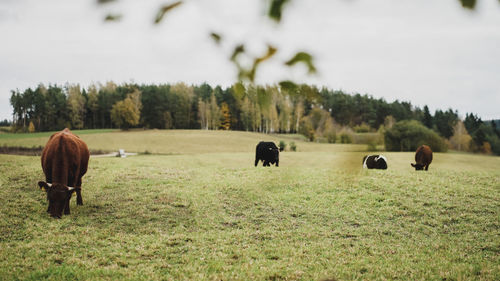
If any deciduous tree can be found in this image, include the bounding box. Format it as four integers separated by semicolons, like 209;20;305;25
220;102;231;130
110;91;142;130
449;120;472;151
67;84;86;129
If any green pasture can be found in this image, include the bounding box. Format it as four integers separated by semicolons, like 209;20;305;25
0;129;117;140
0;129;364;154
0;130;499;280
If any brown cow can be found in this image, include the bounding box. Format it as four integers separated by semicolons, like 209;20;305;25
411;145;433;171
38;128;89;218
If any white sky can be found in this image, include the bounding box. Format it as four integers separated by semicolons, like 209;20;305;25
0;0;499;121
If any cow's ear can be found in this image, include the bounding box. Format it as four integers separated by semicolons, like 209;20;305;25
38;181;50;192
411;163;415;167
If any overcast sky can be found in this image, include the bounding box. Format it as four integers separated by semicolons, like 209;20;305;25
0;0;499;121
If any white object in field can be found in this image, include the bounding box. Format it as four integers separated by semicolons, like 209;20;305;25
118;149;126;158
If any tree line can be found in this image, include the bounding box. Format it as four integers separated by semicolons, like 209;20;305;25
8;81;500;154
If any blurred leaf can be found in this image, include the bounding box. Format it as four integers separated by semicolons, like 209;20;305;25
210;32;222;44
268;0;290;22
97;0;117;4
279;80;298;91
155;1;183;24
230;44;245;62
231;45;277;83
237;69;251;82
248;45;278;82
104;14;122;22
285;52;316;74
254;45;277;65
246;70;256;83
229;44;249;82
459;0;476;9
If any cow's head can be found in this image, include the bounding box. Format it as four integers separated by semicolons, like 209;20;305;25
269;146;279;163
411;163;424;170
38;181;76;218
377;160;388;169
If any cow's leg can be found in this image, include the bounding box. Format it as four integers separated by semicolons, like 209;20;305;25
64;199;70;215
76;189;83;205
263;160;269;166
255;158;259;167
425;165;429;171
275;160;279;167
75;176;83;205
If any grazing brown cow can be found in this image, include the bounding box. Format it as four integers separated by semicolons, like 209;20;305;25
38;128;89;218
411;145;433;171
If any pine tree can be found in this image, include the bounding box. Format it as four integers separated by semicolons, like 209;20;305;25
423;105;433;128
170;83;194;129
464;113;482;134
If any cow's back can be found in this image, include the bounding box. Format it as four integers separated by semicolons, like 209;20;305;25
41;129;89;187
415;145;432;165
256;141;272;155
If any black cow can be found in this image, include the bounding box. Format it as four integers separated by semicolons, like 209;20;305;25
362;155;388;169
255;141;279;167
411;145;433;171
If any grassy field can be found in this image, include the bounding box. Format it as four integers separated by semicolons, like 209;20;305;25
0;130;499;280
0;129;366;154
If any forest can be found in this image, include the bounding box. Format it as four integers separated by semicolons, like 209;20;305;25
8;82;500;155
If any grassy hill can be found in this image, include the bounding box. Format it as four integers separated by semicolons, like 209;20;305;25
0;130;498;280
